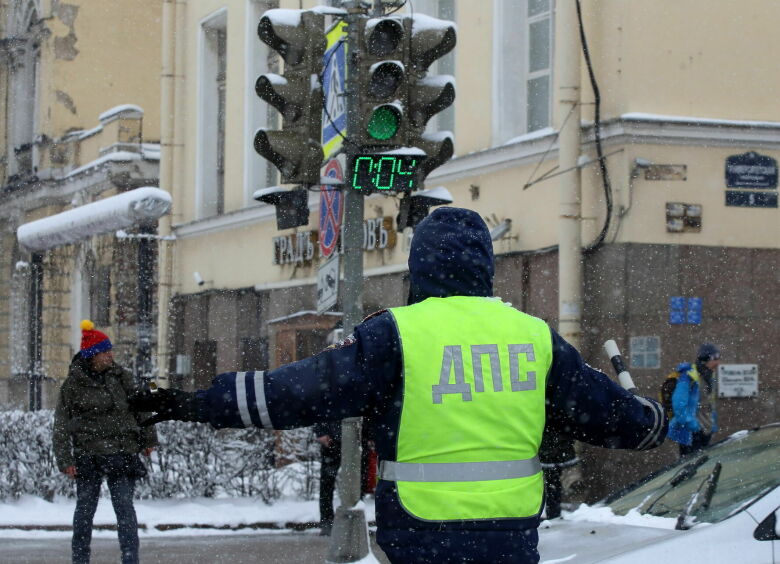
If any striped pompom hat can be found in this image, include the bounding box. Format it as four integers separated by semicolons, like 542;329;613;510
79;319;112;359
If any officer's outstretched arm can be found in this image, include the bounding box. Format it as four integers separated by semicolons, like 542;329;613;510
130;313;401;430
546;329;667;451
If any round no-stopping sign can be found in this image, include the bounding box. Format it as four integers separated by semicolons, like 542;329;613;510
319;159;344;258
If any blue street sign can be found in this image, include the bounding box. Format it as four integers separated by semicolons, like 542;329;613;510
321;21;347;159
669;296;702;325
686;297;702;325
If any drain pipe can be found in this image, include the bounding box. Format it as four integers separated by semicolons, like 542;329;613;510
556;0;583;350
156;0;178;386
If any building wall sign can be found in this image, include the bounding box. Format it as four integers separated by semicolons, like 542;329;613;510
725;152;777;188
272;217;397;265
363;216;396;251
273;231;318;265
725;191;778;208
725;151;779;208
718;364;758;398
644;164;687;181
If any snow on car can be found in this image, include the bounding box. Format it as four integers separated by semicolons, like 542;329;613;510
538;424;780;563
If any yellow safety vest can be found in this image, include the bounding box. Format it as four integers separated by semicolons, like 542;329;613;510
385;296;551;521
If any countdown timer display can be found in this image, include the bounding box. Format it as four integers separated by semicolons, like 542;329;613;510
348;154;424;193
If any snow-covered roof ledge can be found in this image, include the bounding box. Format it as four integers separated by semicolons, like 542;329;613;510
620;112;780;129
99;104;144;124
17;187;171;252
66;151;142;178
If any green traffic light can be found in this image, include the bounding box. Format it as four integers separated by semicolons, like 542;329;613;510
367;105;400;140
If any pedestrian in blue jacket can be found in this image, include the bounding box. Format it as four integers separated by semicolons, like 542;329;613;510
130;207;667;564
667;344;720;457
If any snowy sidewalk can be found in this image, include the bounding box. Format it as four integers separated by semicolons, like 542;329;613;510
0;495;376;537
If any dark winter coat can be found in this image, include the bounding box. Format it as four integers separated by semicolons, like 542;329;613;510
53;354;157;471
195;208;667;563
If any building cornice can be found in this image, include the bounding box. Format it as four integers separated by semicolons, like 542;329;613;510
253;262;409;292
170;114;780;239
427;114;780;184
173;191;321;239
0;160;159;223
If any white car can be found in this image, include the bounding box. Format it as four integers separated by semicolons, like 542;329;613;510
537;424;780;563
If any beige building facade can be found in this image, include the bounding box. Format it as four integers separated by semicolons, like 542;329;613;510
0;0;162;409
159;0;779;499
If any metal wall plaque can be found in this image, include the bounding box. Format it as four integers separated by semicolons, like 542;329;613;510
718;364;758;398
725;190;778;208
644;164;687;181
666;202;702;232
725;151;778;188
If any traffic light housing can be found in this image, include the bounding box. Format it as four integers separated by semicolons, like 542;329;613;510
406;13;456;183
253;186;310;230
254;10;326;185
350;13;456;192
355;17;408;147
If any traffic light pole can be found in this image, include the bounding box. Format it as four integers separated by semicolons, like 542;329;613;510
327;2;369;562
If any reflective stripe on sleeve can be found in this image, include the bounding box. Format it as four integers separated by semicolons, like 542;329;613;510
235;372;251;428
635;395;665;450
379;456;541;483
252;371;271;429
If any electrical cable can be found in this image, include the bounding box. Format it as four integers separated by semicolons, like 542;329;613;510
384;0;408;17
522;102;577;190
576;0;613;253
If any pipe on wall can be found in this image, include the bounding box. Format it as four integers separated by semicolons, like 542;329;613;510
556;0;583;350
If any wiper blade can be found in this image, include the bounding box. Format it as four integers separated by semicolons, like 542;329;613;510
641;455;709;514
675;461;722;530
700;461;722;511
670;454;709;486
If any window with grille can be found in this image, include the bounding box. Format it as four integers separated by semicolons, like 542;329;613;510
630;336;661;369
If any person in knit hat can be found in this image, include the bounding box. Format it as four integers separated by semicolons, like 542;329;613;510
53;320;157;564
666;343;721;458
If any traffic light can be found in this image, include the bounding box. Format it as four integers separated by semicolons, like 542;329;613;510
347;13;456;194
254;10;326;185
355;16;408;147
253;186;310;230
397;186;453;230
406;13;456;182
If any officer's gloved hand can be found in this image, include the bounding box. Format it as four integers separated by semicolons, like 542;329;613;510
128;388;201;426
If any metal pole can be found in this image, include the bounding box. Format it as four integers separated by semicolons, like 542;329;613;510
556;0;583;350
136;223;155;388
327;1;369;561
28;252;43;411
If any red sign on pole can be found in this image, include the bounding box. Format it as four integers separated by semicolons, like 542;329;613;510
319;159;344;258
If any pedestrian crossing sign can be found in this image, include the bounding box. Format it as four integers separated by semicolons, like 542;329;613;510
321;21;347;159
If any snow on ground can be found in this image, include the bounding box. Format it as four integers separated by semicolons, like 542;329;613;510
0;495;376;539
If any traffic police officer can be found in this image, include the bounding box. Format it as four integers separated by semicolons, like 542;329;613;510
131;207;667;563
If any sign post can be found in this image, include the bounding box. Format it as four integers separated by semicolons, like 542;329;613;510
327;3;368;562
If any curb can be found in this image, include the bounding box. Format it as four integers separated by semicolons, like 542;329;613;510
0;521;378;533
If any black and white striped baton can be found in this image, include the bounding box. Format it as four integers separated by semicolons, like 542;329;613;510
603;339;638;394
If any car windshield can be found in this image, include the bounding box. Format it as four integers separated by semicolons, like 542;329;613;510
606;425;780;524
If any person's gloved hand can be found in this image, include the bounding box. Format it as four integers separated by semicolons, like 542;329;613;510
127;388;201;426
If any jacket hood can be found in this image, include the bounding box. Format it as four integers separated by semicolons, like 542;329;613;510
407;207;494;305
